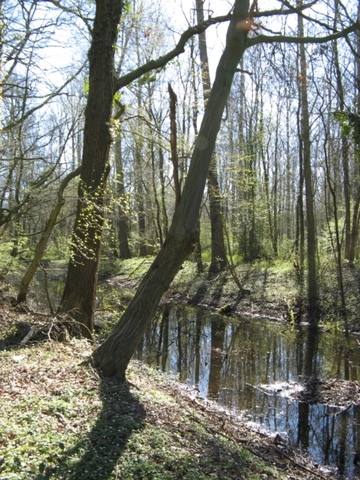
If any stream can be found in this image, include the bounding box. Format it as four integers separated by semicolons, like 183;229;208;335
133;305;360;479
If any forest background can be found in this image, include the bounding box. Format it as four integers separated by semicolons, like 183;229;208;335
0;0;360;375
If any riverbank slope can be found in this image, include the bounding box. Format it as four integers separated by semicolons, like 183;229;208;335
0;333;331;479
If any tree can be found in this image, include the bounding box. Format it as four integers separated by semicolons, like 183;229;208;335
297;0;318;318
0;0;87;276
92;0;251;377
114;134;132;259
195;0;227;274
91;0;358;378
17;166;81;303
58;3;232;336
58;0;124;337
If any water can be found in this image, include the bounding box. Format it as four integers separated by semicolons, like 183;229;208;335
135;305;360;478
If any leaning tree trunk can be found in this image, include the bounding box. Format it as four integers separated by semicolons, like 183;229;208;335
58;0;123;338
92;0;250;378
17;167;81;303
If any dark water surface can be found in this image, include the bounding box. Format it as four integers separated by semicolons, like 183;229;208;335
134;305;360;479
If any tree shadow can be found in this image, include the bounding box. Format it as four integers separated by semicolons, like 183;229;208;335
57;374;146;480
187;272;229;308
208;273;228;306
187;281;208;305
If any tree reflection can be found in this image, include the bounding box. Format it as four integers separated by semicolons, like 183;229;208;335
208;316;226;400
134;305;360;474
157;304;170;370
297;328;319;450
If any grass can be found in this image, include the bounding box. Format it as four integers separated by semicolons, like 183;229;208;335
0;338;316;480
100;256;360;327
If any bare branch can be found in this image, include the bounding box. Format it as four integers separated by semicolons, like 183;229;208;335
114;14;231;92
253;0;318;18
246;23;359;48
2;61;87;132
38;0;93;32
279;0;340;32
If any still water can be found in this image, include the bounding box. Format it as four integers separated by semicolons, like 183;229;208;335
134;305;360;478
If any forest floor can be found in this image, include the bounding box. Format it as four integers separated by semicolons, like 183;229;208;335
105;257;360;330
1;258;360;479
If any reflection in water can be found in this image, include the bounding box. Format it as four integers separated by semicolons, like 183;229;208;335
297;329;319;451
135;305;360;478
208;317;226;400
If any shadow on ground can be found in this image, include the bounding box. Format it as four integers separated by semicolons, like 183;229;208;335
57;375;146;480
187;273;228;307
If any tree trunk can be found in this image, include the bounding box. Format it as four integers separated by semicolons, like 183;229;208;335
349;2;360;263
159;146;169;238
195;0;227;274
17;167;81;303
58;0;123;338
134;88;148;257
115;135;131;259
295;95;305;292
168;83;181;209
136;174;147;257
92;0;250;378
189;38;204;274
298;3;318;318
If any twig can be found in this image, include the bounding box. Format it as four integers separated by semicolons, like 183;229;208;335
38;262;54;314
273;445;328;480
20;326;37;344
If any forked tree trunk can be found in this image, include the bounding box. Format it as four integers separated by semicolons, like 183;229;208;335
92;0;250;378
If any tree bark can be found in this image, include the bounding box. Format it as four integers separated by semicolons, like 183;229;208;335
92;0;250;378
297;2;318;318
115;135;131;259
195;0;227;274
58;0;123;338
349;2;360;263
17;167;81;303
168;83;181;209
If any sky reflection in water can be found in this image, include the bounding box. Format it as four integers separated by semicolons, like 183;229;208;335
135;305;360;478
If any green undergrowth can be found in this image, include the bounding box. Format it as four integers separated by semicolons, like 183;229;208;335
102;256;360;327
105;257;298;311
0;340;287;480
